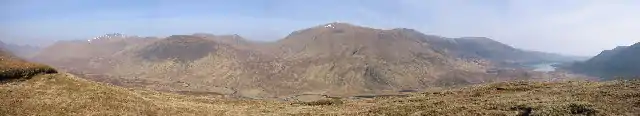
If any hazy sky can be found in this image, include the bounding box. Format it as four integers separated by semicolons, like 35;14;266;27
1;0;639;56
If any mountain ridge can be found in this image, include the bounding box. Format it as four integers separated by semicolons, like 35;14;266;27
31;22;584;98
0;41;42;59
562;42;640;79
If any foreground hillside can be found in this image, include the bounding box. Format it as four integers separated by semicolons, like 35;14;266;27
0;73;281;115
1;73;638;115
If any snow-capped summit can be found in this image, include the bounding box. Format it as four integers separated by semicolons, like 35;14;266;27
324;24;335;28
88;33;127;42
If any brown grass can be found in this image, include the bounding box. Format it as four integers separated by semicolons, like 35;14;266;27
0;52;57;81
1;72;638;116
356;80;640;116
0;73;289;116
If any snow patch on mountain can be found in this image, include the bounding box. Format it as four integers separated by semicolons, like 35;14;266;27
88;33;127;42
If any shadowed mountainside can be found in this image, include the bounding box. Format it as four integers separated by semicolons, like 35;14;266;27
417;34;585;66
562;42;640;80
134;35;221;62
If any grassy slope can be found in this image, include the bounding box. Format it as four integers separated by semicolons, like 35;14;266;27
358;80;640;116
1;72;638;116
0;50;57;81
0;73;290;116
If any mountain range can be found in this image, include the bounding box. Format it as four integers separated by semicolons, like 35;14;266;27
0;41;41;59
1;52;637;115
399;30;585;65
29;22;587;98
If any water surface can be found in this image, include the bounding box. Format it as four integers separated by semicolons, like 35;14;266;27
531;63;557;72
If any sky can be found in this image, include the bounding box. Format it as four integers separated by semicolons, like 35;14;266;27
1;0;639;56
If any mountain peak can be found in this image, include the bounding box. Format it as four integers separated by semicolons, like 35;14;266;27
317;22;358;29
284;22;370;40
166;35;195;39
87;33;127;42
191;33;243;39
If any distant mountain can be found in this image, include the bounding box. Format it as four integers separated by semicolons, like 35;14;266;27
0;43;15;59
87;33;127;42
31;34;157;72
94;23;498;97
0;41;41;59
389;29;584;68
192;33;248;45
562;42;640;79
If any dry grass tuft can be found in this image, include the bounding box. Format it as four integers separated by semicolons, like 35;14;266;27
1;51;57;81
0;65;57;81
